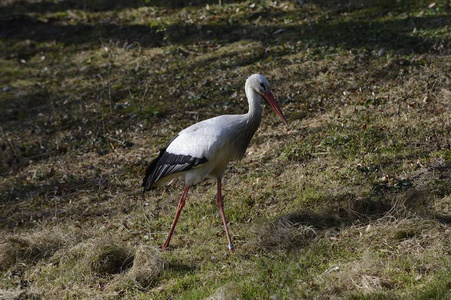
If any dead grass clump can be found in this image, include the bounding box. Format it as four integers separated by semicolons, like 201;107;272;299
0;288;41;300
251;212;320;251
319;251;389;296
87;238;134;276
433;195;451;223
120;245;164;290
317;216;449;297
350;196;393;218
388;188;431;217
47;239;163;295
205;281;242;300
0;230;70;271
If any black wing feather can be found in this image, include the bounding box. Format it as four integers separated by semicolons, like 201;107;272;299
142;140;208;191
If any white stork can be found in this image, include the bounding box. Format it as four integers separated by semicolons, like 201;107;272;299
142;74;288;251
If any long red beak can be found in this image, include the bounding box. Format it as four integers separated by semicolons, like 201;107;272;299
263;91;289;127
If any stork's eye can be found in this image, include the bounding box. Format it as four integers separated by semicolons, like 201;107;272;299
259;82;266;91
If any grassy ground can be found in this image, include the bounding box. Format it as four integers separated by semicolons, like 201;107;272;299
1;0;451;298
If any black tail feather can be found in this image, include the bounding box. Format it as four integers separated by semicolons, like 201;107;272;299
142;148;166;191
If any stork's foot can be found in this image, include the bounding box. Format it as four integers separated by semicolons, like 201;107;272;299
228;244;235;253
159;244;169;252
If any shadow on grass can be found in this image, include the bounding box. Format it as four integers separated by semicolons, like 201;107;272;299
253;193;393;251
1;1;449;141
306;0;444;12
0;0;148;14
255;160;451;252
0;19;164;48
0;173;128;229
0;0;249;14
1;177;90;203
2;0;444;13
166;260;196;273
1;4;449;53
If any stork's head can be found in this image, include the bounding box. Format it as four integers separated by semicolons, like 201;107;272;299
246;74;272;96
246;74;289;127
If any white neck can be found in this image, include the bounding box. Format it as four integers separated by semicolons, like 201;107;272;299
228;84;262;160
245;85;263;128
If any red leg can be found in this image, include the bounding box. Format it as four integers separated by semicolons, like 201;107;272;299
162;186;190;251
217;177;235;252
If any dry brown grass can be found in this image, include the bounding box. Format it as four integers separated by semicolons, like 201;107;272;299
0;288;41;300
204;281;242;300
87;238;135;276
0;227;81;271
249;211;337;252
9;236;166;298
315;216;451;297
117;244;164;290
